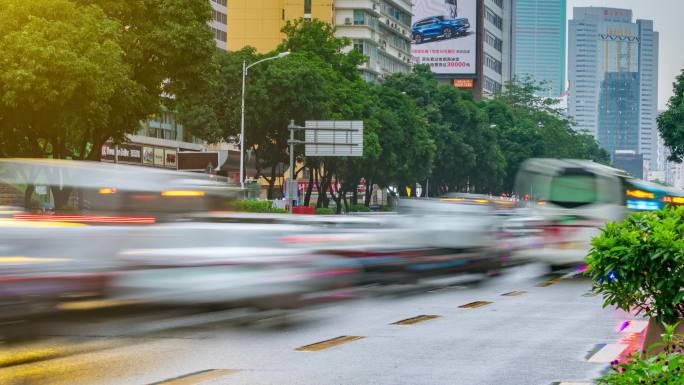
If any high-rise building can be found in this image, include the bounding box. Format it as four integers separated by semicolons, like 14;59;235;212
511;0;566;97
482;0;513;97
568;7;659;172
227;0;411;81
210;0;228;50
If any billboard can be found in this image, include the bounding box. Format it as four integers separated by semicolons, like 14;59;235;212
411;0;477;75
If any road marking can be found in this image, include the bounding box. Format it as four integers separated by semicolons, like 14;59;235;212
501;291;527;297
0;348;63;368
295;336;365;352
553;383;593;385
536;278;561;287
149;369;237;385
587;343;628;363
458;301;492;309
392;315;440;325
620;320;648;334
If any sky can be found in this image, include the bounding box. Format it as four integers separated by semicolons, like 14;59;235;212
567;0;684;110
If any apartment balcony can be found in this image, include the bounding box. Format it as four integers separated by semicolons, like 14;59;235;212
335;0;381;17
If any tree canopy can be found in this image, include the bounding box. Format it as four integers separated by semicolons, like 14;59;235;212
658;68;684;162
0;0;215;159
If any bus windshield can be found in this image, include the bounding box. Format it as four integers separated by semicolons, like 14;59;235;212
548;170;597;208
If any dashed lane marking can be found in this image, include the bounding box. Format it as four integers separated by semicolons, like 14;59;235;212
501;291;527;297
149;369;237;385
295;336;365;352
392;315;440;325
458;301;493;309
587;343;628;363
536;278;562;287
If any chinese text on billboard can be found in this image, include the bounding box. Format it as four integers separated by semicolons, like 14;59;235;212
411;0;477;75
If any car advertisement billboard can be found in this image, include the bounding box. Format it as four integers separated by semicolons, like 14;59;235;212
411;0;477;75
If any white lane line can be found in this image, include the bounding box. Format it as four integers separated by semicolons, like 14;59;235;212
587;344;628;363
621;320;648;334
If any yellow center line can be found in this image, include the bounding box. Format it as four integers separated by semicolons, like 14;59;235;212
458;301;493;309
149;369;237;385
295;336;365;352
392;315;440;325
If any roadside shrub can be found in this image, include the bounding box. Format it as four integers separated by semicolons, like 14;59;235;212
597;324;684;384
230;200;280;213
315;207;334;215
586;207;684;323
348;204;371;212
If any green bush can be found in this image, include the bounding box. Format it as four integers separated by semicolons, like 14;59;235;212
348;204;371;213
315;207;334;215
586;207;684;323
597;323;684;384
230;200;283;213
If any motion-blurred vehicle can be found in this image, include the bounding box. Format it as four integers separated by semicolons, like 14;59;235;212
109;223;362;308
412;15;470;44
514;158;684;268
0;159;241;220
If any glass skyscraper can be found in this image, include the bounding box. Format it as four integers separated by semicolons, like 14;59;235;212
568;8;659;170
512;0;566;97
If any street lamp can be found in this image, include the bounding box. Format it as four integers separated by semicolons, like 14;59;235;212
239;51;290;189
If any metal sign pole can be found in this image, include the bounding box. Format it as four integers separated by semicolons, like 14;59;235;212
289;120;295;214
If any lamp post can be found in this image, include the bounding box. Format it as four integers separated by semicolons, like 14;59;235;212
239;51;290;189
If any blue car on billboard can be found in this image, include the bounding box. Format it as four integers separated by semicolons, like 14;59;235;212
412;15;470;44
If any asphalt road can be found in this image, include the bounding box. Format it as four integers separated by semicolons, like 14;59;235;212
0;265;642;385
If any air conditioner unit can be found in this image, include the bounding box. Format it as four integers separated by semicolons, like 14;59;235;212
345;17;352;25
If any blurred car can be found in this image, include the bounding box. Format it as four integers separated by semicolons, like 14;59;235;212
412;15;470;44
107;223;363;308
0;159;242;219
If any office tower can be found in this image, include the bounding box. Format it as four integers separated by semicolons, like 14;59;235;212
511;0;566;97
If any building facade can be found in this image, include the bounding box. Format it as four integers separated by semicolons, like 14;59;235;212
568;7;659;173
481;0;512;96
511;0;566;97
210;0;228;50
227;0;411;81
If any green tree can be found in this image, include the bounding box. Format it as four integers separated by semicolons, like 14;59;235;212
0;0;142;159
490;76;609;192
658;68;684;162
75;0;216;145
385;66;503;195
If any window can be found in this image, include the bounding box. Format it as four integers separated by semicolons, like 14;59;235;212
211;9;227;24
485;30;502;52
353;39;364;53
485;7;502;30
492;0;503;8
353;10;366;25
211;0;226;6
485;53;502;74
211;27;226;42
305;0;311;14
484;76;502;93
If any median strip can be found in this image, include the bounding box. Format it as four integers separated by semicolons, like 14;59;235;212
149;369;237;385
458;301;492;309
295;336;365;352
392;315;440;325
